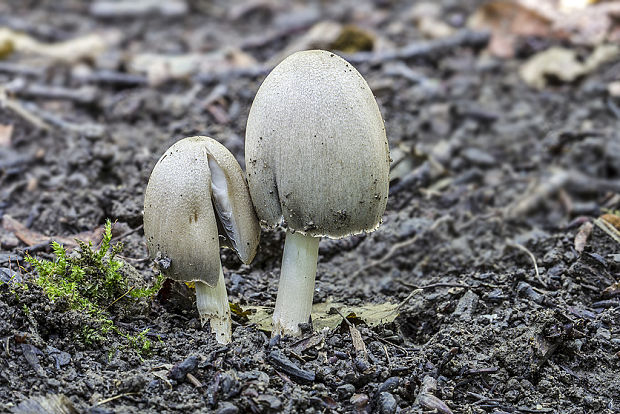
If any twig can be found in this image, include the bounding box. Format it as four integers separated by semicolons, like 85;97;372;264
344;29;490;65
505;240;545;288
94;392;136;406
594;218;620;245
351;215;451;280
20;101;105;138
111;224;144;242
5;82;98;104
186;373;203;388
105;286;135;310
0;88;51;130
0;61;45;77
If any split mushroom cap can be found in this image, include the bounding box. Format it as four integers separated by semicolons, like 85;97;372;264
245;50;390;238
144;136;260;287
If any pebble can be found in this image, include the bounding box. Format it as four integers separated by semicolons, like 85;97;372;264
378;377;400;394
216;402;239;414
336;383;355;398
168;355;199;382
461;147;496;167
378;392;397;414
350;393;369;409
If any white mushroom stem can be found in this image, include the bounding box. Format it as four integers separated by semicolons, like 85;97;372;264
272;230;320;336
195;263;231;344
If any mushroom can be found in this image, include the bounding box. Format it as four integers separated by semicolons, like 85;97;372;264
245;50;390;336
144;136;260;344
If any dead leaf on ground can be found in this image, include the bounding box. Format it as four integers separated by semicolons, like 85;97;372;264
242;300;400;332
0;124;13;147
408;2;456;39
468;0;620;57
0;28;122;63
128;47;257;86
600;213;620;231
519;44;619;89
2;215;105;251
467;1;556;57
574;221;593;253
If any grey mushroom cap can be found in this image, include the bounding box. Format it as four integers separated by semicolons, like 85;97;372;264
144;136;260;287
245;50;390;239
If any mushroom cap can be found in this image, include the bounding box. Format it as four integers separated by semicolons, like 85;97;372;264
144;136;260;287
245;50;390;238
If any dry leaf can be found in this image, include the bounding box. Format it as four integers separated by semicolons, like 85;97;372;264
467;1;555;58
574;221;593;253
243;300;400;332
468;0;620;57
0;124;13;147
519;44;619;89
2;215;105;250
0;28;121;63
600;213;620;231
128;48;257;86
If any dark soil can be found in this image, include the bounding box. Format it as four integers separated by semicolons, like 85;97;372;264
1;0;619;413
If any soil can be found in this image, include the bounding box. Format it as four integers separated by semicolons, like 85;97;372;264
1;0;619;413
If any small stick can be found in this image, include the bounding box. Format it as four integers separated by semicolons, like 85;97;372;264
594;218;620;245
0;89;51;130
94;392;136;406
105;286;135;310
351;215;451;280
111;224;144;242
186;373;203;388
505;240;545;288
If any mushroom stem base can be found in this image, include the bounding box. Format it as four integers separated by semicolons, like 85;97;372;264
195;265;231;344
272;230;320;337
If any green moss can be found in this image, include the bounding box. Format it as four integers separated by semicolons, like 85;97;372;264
24;219;161;356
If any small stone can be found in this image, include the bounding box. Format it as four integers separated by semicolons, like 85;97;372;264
256;394;281;410
216;402;239;414
378;392;397;414
350;393;369;408
337;383;356;398
461;147;496;167
377;376;401;394
168;355;199;382
452;290;479;321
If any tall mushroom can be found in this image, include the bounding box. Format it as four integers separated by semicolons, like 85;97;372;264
144;136;260;344
245;50;390;336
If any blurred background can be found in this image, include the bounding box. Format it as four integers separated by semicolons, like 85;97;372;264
1;0;619;412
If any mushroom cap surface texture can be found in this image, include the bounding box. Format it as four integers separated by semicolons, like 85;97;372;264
144;136;260;287
245;50;390;238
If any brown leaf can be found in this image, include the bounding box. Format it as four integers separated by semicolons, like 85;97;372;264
574;221;593;253
2;215;105;250
467;1;556;57
601;213;620;231
468;0;620;57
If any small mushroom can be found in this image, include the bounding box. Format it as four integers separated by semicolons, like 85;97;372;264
144;136;260;343
245;50;390;336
